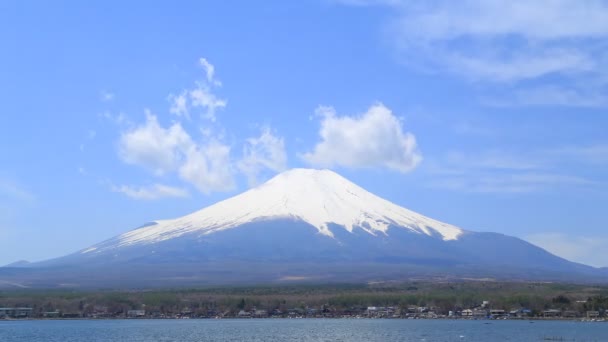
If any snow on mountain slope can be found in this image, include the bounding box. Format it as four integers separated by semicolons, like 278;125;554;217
87;169;463;252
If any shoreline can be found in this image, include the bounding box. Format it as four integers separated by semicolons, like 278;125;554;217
2;317;606;322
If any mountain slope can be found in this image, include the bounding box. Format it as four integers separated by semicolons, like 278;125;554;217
3;260;30;267
98;169;461;250
1;168;605;288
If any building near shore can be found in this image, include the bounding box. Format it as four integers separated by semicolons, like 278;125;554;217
0;308;33;318
127;310;146;318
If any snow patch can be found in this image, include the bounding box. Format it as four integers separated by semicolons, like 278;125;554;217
101;169;464;250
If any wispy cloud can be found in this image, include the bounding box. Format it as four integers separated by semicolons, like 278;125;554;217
100;111;129;126
112;183;189;200
178;139;236;194
239;127;288;187
485;85;608;108
0;178;35;202
199;57;221;86
0;177;35;241
339;0;608;106
332;0;401;6
100;90;115;102
443;151;544;171
430;172;595;194
189;84;227;122
550;144;608;165
302;103;422;173
385;0;608;80
427;147;604;194
451;122;494;137
167;58;226;121
526;232;608;268
168;91;189;118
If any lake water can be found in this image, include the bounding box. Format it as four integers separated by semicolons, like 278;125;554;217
2;319;607;342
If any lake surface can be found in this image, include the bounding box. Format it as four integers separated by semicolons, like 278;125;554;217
2;319;607;342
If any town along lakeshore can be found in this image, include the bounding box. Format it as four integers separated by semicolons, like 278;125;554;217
2;281;608;321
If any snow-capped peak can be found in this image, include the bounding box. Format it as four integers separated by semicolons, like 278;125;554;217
101;168;463;251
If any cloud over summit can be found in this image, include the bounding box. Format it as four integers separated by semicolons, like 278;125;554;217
303;104;422;173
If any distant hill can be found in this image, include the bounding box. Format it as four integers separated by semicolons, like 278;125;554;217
3;260;30;267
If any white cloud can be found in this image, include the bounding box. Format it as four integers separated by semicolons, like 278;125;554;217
189;83;227;122
303;103;422;172
526;233;608;268
114;58;240;196
115;57;289;196
118;110;192;175
112;183;189;200
179;141;235;193
118;110;236;193
239;127;288;186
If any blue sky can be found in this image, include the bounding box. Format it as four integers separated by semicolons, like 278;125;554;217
1;0;608;267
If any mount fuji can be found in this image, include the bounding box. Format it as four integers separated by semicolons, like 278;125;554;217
1;169;605;288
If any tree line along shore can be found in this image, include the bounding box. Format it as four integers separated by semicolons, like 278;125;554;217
2;281;608;320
